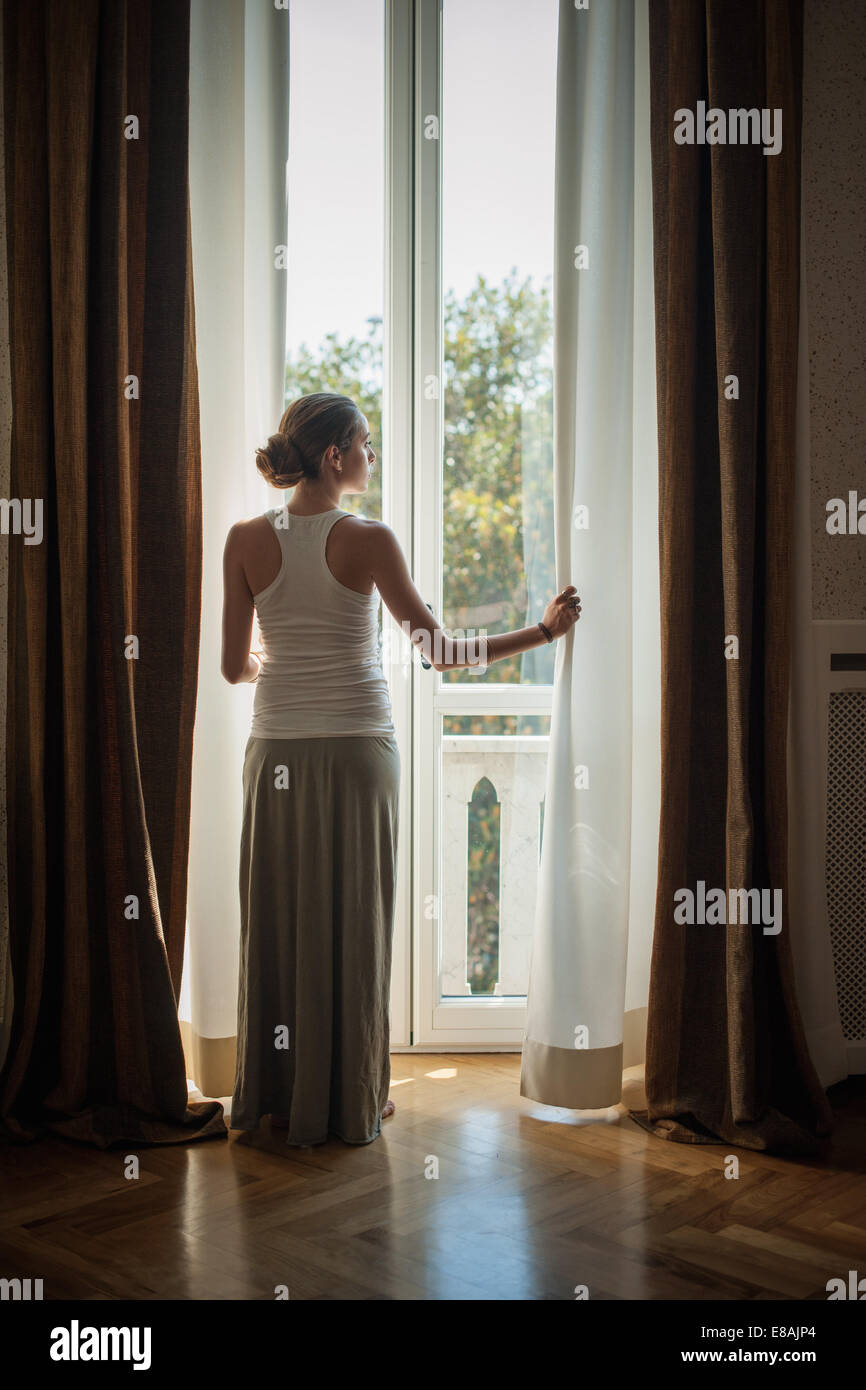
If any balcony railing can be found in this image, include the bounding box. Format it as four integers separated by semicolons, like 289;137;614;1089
440;735;549;997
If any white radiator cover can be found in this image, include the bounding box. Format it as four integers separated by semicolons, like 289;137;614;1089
826;690;866;1046
816;621;866;1074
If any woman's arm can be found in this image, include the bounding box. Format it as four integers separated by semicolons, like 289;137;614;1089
366;522;580;671
221;523;261;684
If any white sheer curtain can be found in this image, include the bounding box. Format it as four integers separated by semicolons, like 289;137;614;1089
182;0;289;1101
520;0;660;1109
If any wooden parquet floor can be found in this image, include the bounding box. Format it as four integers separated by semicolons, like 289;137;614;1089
1;1057;864;1301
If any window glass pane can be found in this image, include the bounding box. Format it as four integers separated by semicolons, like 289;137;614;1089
441;0;558;683
284;0;385;519
443;714;551;737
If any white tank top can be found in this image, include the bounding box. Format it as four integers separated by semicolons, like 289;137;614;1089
249;505;395;739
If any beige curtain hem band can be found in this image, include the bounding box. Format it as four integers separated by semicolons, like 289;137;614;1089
180;1013;648;1109
180;1020;236;1101
520;1037;624;1109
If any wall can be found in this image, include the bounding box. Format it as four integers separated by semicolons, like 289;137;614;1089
804;0;866;617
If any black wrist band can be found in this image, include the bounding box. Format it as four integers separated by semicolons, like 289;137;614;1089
538;621;553;643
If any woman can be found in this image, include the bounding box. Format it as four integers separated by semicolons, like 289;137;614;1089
221;392;581;1146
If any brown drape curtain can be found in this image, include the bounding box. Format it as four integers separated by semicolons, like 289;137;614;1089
1;0;225;1146
635;0;833;1153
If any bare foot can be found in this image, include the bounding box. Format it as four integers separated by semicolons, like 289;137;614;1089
382;1099;395;1120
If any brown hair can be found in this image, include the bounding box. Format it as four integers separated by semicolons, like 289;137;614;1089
255;392;365;490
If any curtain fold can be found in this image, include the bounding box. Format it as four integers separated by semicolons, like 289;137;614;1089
520;0;660;1109
0;0;224;1146
182;0;289;1104
634;0;832;1153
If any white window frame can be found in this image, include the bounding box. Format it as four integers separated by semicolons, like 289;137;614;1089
386;0;554;1049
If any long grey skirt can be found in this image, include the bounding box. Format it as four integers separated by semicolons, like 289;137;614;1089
230;733;400;1144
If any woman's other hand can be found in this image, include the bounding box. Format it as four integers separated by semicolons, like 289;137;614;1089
541;586;581;639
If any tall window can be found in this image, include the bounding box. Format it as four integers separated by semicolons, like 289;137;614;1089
441;0;557;686
280;0;560;1043
284;0;385;519
419;0;559;1032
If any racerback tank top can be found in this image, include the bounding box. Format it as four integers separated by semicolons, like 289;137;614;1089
249;505;395;739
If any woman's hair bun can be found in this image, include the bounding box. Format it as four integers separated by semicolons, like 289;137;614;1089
257;392;365;490
255;431;306;489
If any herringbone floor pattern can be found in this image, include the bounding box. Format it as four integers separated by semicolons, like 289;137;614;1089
1;1057;864;1300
